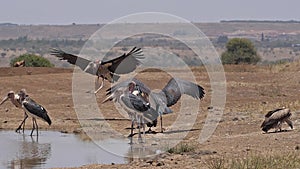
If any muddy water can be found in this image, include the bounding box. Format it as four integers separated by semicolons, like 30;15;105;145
0;130;131;168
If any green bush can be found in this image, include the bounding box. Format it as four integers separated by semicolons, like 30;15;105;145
10;53;54;67
167;143;195;154
221;38;261;64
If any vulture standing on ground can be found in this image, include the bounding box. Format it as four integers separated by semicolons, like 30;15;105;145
0;90;28;133
104;77;205;134
147;78;205;132
261;108;293;133
50;47;143;93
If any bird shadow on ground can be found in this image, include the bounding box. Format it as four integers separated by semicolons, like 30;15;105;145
162;128;201;135
127;128;202;137
262;129;293;134
64;118;130;121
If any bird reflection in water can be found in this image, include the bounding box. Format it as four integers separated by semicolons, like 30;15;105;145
8;135;51;169
125;143;160;163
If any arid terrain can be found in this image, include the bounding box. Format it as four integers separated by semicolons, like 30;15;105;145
0;62;299;168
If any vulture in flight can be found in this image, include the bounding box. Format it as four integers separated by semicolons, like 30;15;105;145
261;108;293;133
104;77;205;134
51;47;144;93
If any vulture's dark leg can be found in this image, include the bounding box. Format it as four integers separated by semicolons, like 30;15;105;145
94;77;104;94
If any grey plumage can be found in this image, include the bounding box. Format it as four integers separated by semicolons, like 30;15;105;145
104;77;205;133
103;80;154;142
261;108;293;133
147;78;205;132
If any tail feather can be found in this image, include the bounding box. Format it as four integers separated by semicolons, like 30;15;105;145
43;113;52;125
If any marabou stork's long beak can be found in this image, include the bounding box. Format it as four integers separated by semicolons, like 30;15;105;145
0;96;8;105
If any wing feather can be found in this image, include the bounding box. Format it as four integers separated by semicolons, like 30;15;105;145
23;98;52;125
50;48;94;75
120;93;149;112
162;78;205;106
101;47;144;74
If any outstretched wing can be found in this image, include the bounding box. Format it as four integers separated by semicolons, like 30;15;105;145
50;48;95;75
23;98;52;125
101;47;144;74
161;78;205;107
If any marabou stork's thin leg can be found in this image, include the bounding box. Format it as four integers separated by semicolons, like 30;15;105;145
137;116;143;143
128;119;134;144
22;114;27;133
15;112;28;133
94;77;104;94
35;118;39;136
142;118;145;143
128;118;135;138
30;118;35;136
160;115;163;133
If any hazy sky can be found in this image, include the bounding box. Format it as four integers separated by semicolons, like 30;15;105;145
1;0;299;24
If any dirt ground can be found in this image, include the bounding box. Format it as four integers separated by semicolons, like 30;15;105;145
0;64;299;169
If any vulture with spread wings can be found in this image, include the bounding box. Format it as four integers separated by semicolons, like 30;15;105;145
50;47;143;93
261;108;293;133
104;77;205;134
148;78;205;132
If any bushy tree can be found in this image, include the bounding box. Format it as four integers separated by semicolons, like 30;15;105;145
10;53;54;67
221;38;261;64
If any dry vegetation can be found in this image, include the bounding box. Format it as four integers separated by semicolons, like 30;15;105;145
0;60;299;168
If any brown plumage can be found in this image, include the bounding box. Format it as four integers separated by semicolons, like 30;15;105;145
13;60;25;67
50;47;144;93
261;108;293;133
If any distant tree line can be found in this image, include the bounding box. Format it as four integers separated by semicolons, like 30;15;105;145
220;20;300;23
0;36;86;55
